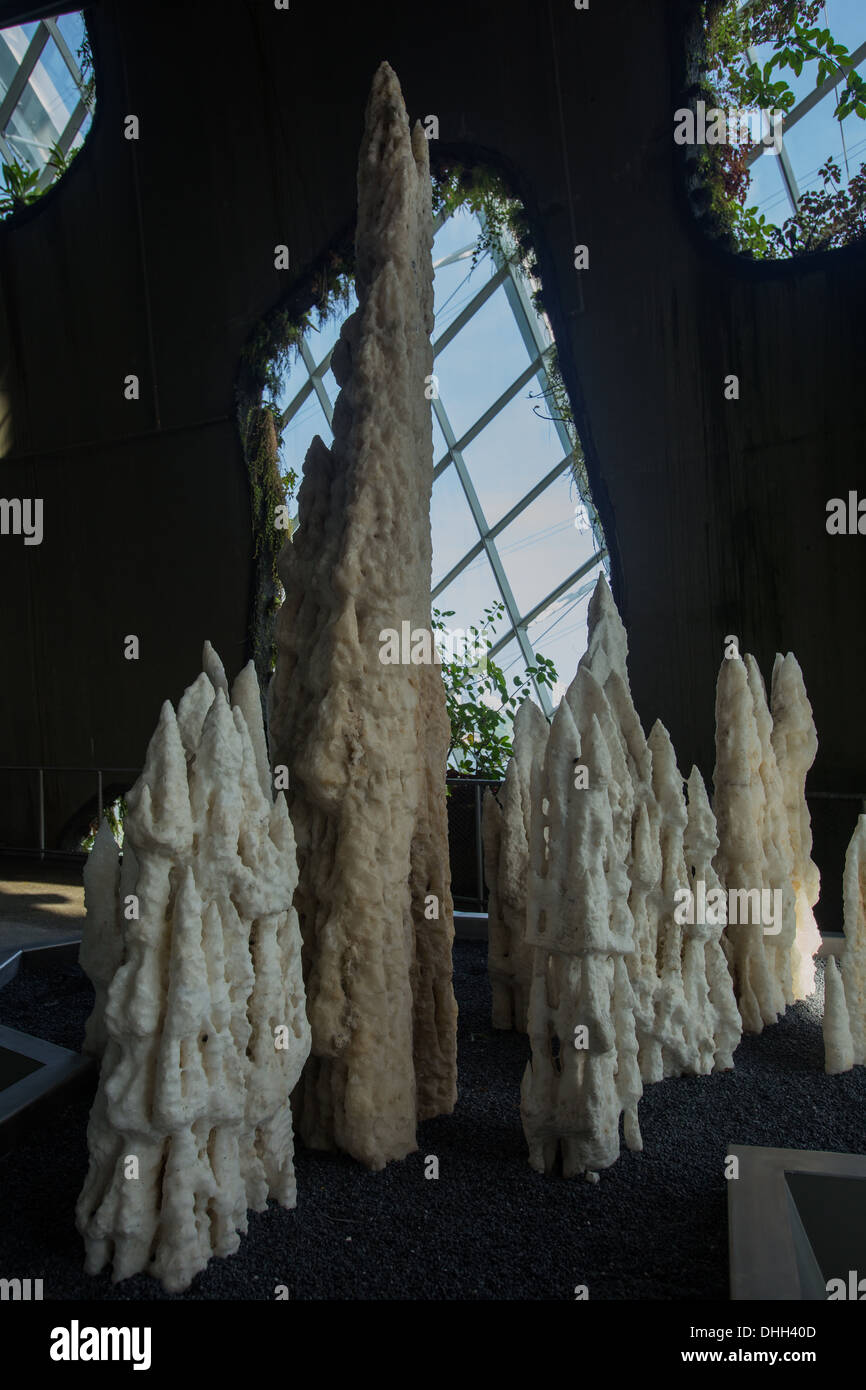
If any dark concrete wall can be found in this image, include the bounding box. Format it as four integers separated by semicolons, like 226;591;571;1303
0;0;863;918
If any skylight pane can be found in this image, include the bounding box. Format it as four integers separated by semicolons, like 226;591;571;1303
432;466;481;589
434;285;534;441
434;554;504;638
493;470;597;619
526;580;598;697
460;384;566;530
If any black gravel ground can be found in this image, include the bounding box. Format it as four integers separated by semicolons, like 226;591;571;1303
0;944;864;1301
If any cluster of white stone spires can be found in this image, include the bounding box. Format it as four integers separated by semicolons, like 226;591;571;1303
77;61;457;1291
77;646;311;1292
74;58;866;1292
483;577;851;1178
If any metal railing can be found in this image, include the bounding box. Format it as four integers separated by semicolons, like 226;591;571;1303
445;776;501;913
0;765;140;860
4;767;858;898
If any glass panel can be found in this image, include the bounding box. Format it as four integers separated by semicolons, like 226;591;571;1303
431;466;481;589
525;572;601;696
784;103;848;194
434;554;505;639
461;381;566;530
280;394;333;482
813;0;864;59
433;208;495;336
492;469;598;619
434;284;534;441
320;365;338;410
276;347;309;417
746;145;789;222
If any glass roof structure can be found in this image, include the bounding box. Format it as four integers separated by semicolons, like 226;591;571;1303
741;0;866;227
275;204;607;722
0;10;92;193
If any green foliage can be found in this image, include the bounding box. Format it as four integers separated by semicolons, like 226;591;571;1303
433;601;557;778
432;165;532;269
237;247;352;677
0;145;84;218
0;160;42;217
46;142;81;179
769;154;866;252
700;0;866;256
81;797;127;853
0;19;94;223
77;28;95;107
432;163;603;555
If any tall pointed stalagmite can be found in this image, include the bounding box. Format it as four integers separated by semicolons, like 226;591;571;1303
770;652;822;998
77;649;310;1292
268;62;457;1169
483;697;548;1032
713;654;778;1033
519;574;741;1176
714;649;820;1032
823;815;866;1072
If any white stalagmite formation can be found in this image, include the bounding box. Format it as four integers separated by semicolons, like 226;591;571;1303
823;815;866;1072
647;721;698;1079
483;698;548;1032
713;655;773;1033
76;648;310;1292
519;574;741;1176
713;651;819;1033
823;956;854;1074
521;699;643;1177
267;62;457;1170
683;766;743;1073
770;653;822;998
745;656;798;1007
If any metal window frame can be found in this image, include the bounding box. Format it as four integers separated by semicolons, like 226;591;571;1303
741;25;866;218
0;12;92;191
278;205;606;720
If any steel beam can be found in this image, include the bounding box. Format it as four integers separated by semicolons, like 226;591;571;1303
431;389;554;716
433;451;575;595
299;337;334;427
487;547;607;659
0;22;49;141
746;38;866;164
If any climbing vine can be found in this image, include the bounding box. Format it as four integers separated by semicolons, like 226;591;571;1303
240;163;603;677
235;246;354;677
431;163;604;557
696;0;866;255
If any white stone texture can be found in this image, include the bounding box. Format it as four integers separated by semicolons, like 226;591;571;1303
483;698;548;1031
713;655;778;1033
745;655;799;1009
267;62;457;1169
770;652;822;999
823;816;866;1072
76;650;310;1292
521;703;642;1177
714;651;819;1033
683;766;742;1072
520;574;740;1175
647;720;693;1080
823;955;855;1074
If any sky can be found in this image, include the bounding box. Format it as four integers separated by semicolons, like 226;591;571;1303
743;0;866;224
2;5;862;716
277;205;601;712
276;3;866;715
0;12;90;170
